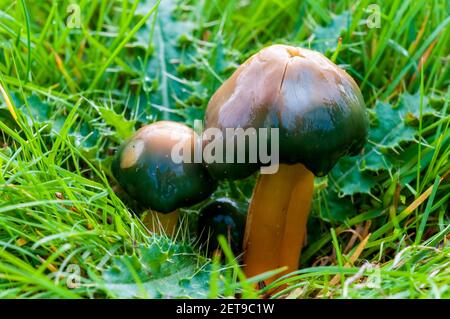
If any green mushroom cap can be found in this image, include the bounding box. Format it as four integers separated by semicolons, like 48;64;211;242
205;44;369;179
198;198;246;256
112;121;217;214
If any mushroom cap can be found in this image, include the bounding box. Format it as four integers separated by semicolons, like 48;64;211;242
112;121;217;214
205;44;369;178
198;198;246;256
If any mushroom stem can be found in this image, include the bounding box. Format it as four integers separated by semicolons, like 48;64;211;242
143;210;180;237
243;164;314;284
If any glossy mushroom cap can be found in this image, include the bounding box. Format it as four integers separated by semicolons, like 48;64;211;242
112;121;217;214
198;198;246;256
205;44;369;178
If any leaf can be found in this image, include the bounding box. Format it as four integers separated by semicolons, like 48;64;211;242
329;156;376;196
103;241;211;298
329;92;437;196
51;112;101;161
25;94;51;123
312;11;351;53
8;92;51;126
104;255;150;284
316;188;358;222
397;91;437;119
74;121;101;154
97;106;136;140
134;0;197;121
369;102;417;150
124;92;152;123
369;93;435;151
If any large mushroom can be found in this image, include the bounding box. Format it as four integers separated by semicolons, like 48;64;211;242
112;121;217;236
204;45;368;283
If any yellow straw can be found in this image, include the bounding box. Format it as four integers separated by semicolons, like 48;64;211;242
0;82;18;122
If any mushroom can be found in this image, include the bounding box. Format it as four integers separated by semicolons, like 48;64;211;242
112;121;217;236
204;45;368;283
197;198;246;257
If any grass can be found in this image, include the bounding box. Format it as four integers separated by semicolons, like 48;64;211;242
0;0;449;298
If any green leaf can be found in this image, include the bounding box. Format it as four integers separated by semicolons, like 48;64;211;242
103;241;211;298
369;101;416;150
312;11;351;53
8;93;51;126
140;241;170;275
24;94;51;123
315;188;357;222
134;0;197;121
398;92;436;119
329;156;376;196
104;255;150;284
329;92;437;196
51;112;101;161
97;106;136;140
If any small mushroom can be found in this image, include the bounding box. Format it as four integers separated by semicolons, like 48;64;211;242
197;198;246;257
204;45;368;283
112;121;217;236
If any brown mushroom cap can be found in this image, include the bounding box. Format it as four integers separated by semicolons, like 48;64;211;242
112;121;217;213
205;44;368;179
